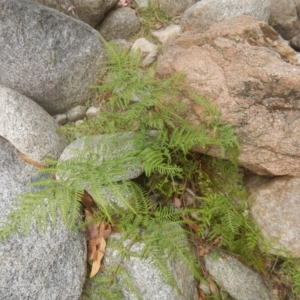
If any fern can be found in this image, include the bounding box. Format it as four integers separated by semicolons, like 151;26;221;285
0;38;247;299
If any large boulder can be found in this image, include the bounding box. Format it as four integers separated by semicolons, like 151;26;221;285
36;0;119;28
204;251;271;300
0;0;105;115
0;87;86;298
181;0;271;32
246;175;300;257
0;85;65;164
156;15;300;176
0;137;86;299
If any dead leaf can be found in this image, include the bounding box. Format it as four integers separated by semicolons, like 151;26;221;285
182;216;199;232
18;153;47;168
196;285;207;300
207;277;218;297
81;191;94;211
90;237;106;278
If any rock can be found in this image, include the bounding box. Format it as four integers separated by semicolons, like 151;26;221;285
0;0;105;115
53;113;68;125
58;132;143;183
156;15;300;176
269;0;300;40
131;38;158;67
204;251;271;300
0;138;86;299
0;85;66;164
181;0;271;32
290;33;300;51
88;232;197;300
246;175;300;257
66;105;87;122
152;24;182;44
98;7;141;41
86;106;100;118
156;0;197;17
134;0;149;8
75;119;85;126
36;0;119;28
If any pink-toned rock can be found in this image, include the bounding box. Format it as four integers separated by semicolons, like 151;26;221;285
156;15;300;176
246;175;300;257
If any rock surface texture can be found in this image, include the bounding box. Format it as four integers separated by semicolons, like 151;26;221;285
0;138;86;299
156;15;300;176
0;0;104;115
36;0;119;28
0;85;65;163
98;7;141;41
246;175;300;257
96;233;198;300
269;0;300;40
181;0;271;32
204;251;271;300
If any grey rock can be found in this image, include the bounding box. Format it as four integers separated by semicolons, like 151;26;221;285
58;133;143;183
134;0;149;8
0;0;105;115
156;0;197;17
110;38;134;50
290;33;300;51
0;136;86;300
131;38;158;67
66;105;87;122
0;85;66;164
36;0;119;28
75;119;85;126
204;251;271;300
93;232;197;300
181;0;271;32
86;106;100;118
246;175;300;257
98;7;141;41
269;0;300;40
152;24;182;44
53;113;68;125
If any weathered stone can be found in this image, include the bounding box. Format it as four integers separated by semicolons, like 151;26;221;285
0;0;104;115
0;137;86;300
204;251;271;300
134;0;148;8
152;24;182;44
36;0;119;28
131;38;158;67
86;106;100;118
98;7;141;41
86;232;197;300
66;105;87;122
53;113;67;125
0;85;65;164
181;0;271;32
246;175;300;257
269;0;300;40
156;15;300;176
58;133;143;183
290;33;300;51
155;0;197;17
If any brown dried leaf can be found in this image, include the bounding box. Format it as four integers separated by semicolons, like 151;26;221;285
90;237;106;278
207;277;218;297
173;197;182;208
